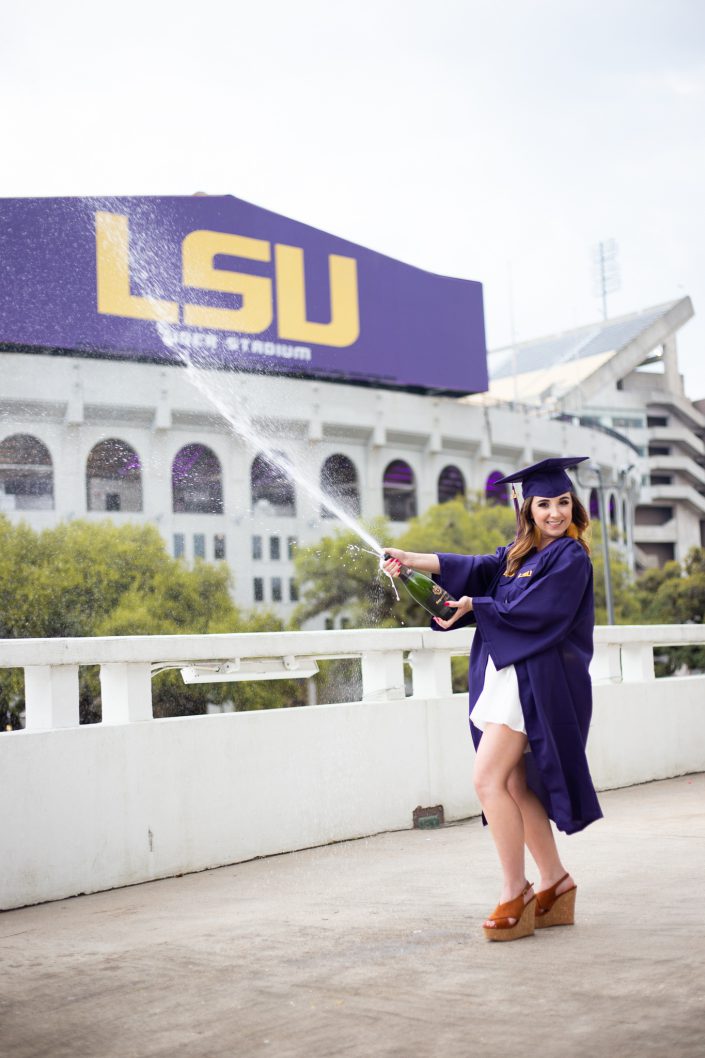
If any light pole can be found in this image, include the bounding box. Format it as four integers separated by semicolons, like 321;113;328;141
616;464;636;572
592;238;620;321
577;463;615;625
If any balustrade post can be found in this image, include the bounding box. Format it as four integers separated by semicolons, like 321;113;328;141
589;643;622;683
24;665;80;730
100;663;153;723
408;649;454;698
361;650;405;701
620;643;655;682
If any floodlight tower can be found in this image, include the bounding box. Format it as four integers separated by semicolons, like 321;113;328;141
592;239;621;321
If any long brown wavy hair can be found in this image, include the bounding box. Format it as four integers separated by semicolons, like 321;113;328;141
504;493;591;577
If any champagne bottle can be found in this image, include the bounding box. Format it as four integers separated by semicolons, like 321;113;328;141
383;553;456;618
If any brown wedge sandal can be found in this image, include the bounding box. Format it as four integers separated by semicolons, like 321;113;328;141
535;872;577;928
482;880;536;942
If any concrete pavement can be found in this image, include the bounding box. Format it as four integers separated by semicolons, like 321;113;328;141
1;774;704;1058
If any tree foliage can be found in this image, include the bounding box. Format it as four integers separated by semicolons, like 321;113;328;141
627;547;705;674
395;497;517;560
0;517;304;729
291;516;393;628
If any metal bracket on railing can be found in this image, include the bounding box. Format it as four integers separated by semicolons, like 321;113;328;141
178;656;319;684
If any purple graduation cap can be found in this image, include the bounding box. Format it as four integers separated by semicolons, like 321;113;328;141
495;456;589;523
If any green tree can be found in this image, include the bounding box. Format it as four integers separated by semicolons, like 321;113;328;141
629;559;682;623
291;516;394;628
0;518;175;640
0;517;303;728
630;547;705;674
395;497;517;557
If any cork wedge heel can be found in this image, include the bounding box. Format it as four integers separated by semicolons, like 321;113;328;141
535;873;577;928
482;881;536;942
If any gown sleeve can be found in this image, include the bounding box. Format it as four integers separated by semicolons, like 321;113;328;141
436;549;505;597
472;540;592;668
431;549;506;631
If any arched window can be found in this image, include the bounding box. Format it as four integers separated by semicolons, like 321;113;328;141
589;488;600;520
383;460;416;521
438;465;465;505
485;470;509;507
0;434;54;511
87;439;142;512
251;452;296;516
320;454;360;518
172;444;223;514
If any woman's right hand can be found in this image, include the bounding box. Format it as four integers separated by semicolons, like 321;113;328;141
381;547;409;577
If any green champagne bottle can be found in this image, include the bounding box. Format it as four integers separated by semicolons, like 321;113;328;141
383;554;456;619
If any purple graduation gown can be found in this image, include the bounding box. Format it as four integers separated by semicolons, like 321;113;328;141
435;537;603;835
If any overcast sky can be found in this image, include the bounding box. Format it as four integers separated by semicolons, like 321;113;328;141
4;0;705;396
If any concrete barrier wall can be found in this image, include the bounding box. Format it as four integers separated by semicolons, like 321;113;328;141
590;677;705;789
2;674;705;910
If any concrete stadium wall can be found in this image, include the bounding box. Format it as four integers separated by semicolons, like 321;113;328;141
2;676;704;910
1;350;641;622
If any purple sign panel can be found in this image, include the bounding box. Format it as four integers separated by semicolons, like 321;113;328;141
0;195;488;394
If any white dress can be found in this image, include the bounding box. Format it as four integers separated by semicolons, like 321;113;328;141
469;654;528;737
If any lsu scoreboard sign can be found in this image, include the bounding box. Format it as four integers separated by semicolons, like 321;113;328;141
0;195;488;394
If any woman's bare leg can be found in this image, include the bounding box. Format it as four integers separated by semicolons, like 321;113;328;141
507;758;575;895
473;722;534;927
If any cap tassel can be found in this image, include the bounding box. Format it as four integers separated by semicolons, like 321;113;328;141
511;484;520;530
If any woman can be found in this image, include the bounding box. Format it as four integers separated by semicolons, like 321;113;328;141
383;456;602;942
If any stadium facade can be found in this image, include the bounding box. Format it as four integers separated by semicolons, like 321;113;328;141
1;196;701;623
481;296;704;569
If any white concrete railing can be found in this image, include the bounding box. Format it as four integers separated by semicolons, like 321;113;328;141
2;623;705;730
0;627;471;730
1;624;704;911
1;624;704;730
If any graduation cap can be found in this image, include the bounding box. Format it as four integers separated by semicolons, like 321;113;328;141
495;457;588;499
495;457;589;524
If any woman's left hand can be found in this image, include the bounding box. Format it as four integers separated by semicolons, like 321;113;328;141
433;596;473;629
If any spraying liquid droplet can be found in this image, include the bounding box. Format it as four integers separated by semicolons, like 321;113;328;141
117;273;395;595
375;550;399;602
156;322;388;559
